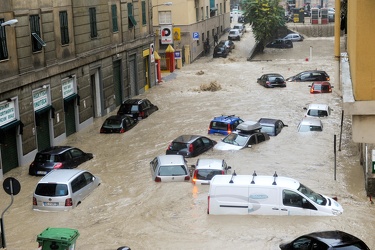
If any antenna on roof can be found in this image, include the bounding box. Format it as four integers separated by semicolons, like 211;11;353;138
251;171;257;184
272;171;278;185
229;170;237;183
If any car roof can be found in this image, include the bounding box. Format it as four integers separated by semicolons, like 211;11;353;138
211;174;300;189
172;135;202;143
301;231;366;247
262;73;283;77
38;146;73;155
236;121;262;131
157;155;186;165
299;70;327;74
307;103;329;110
123;99;144;105
196;158;223;170
312;81;331;85
299;117;322;126
106;115;128;121
38;169;87;183
258;118;282;125
211;115;241;123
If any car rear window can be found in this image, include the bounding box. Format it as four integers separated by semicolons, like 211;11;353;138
170;142;188;150
195;169;223;180
210;122;228;131
35;183;69;197
299;125;322;132
103;118;122;128
35;153;60;162
308;110;328;117
158;165;187;176
260;126;274;134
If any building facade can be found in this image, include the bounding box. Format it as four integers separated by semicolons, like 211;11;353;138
0;0;156;177
341;0;375;195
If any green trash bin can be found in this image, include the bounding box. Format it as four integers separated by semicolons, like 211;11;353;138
37;227;79;250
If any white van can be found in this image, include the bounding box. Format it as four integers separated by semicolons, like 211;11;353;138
207;172;343;216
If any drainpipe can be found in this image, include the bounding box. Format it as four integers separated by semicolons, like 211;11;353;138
334;0;341;91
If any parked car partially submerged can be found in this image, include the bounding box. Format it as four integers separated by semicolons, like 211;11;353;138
309;81;333;93
150;155;191;182
266;39;293;49
100;115;138;133
117;98;158;120
304;103;332;118
191;158;231;185
166;135;217;157
258;118;288;136
257;73;286;88
286;70;330;82
208;115;244;135
283;33;304;42
297;117;323;132
279;230;369;250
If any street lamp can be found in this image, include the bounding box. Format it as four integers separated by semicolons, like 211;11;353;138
1;19;18;27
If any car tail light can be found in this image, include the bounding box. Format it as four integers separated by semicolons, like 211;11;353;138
155;177;161;182
100;128;104;133
167;143;172;150
184;176;190;181
227;124;232;134
266;81;271;86
310;88;314;93
207;195;210;214
53;162;63;169
120;128;125;133
332;196;338;201
188;144;194;153
65;198;73;207
30;162;35;168
221;170;225;175
327;77;330;81
139;111;145;118
192;170;198;182
33;197;37;206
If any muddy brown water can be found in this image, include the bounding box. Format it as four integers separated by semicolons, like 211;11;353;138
1;26;375;250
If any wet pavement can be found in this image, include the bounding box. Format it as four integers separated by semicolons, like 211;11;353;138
1;25;375;250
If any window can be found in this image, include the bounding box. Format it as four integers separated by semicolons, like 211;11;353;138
141;1;146;25
30;15;44;52
111;4;118;32
0;19;8;60
128;3;137;28
89;7;98;38
59;11;69;45
159;11;171;24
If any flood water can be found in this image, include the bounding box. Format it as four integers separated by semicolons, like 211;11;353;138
1;26;375;250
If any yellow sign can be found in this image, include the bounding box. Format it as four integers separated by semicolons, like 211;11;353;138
173;27;181;41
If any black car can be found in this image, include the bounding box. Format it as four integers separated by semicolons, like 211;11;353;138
257;73;286;88
286;70;330;82
279;230;370;250
29;146;93;176
266;39;293;49
117;98;158;120
218;40;235;52
100;115;138;133
213;44;229;58
258;118;288;136
166;135;217;158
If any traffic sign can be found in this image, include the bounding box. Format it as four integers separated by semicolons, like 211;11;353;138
193;32;199;40
3;177;21;195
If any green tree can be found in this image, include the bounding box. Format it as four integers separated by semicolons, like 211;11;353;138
241;0;286;51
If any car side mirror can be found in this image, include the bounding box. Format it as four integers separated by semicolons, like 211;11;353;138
303;107;307;110
257;78;260;81
227;166;232;169
308;85;312;87
191;165;196;169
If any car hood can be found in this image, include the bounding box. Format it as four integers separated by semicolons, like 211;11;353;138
214;141;246;151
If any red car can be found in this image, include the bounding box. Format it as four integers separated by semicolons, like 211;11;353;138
309;81;333;93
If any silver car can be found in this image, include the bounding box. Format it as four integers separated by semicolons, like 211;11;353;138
297;117;323;132
283;33;304;42
33;169;101;211
150;155;191;182
191;158;231;185
304;103;332;118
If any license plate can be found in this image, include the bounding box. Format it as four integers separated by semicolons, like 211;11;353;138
37;171;47;175
43;202;59;206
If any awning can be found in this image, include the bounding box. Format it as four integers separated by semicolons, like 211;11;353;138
210;7;218;12
64;93;78;103
35;105;54;126
0;119;23;143
129;15;137;27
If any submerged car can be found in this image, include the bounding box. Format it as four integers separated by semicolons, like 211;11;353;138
214;121;270;150
166;135;217;158
279;230;370;250
29;146;93;176
258;118;288;136
218;40;235;52
266;39;293;49
257;73;286;88
283;33;304;42
297;117;323;132
117;98;158;120
309;81;333;93
304;103;332;118
286;70;330;82
191;158;231;185
150;155;191;182
213;44;229;58
208;115;244;135
100;115;138;133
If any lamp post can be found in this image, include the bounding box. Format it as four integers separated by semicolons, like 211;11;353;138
1;19;18;27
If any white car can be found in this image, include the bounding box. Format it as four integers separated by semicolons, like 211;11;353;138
150;155;191;182
297;117;323;132
191;158;231;185
283;33;304;42
228;29;241;41
304;103;332;118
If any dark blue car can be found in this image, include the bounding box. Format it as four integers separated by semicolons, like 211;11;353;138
208;115;244;135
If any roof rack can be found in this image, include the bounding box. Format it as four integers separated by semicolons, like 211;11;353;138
229;170;237;183
272;171;278;185
250;171;257;184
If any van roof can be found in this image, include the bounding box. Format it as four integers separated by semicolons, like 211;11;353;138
210;174;300;189
38;169;85;183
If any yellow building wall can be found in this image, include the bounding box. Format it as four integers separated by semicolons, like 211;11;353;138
347;0;375;101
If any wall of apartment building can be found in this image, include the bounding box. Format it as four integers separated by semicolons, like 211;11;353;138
0;0;155;174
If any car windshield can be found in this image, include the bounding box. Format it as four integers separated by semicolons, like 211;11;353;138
298;183;327;205
158;165;187;176
195;169;223;180
35;183;69;197
103;118;122;128
35;153;60;163
298;125;322;132
222;133;248;146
